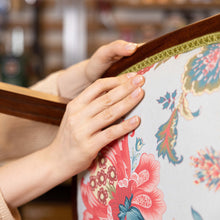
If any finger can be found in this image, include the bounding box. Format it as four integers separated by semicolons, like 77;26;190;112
85;74;145;117
91;116;141;151
89;86;144;133
76;72;138;105
95;40;138;63
86;40;138;81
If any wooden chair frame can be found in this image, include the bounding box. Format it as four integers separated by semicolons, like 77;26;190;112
0;13;219;219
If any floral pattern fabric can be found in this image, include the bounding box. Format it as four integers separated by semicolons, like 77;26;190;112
78;43;220;219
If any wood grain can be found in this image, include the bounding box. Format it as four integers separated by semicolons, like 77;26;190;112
0;82;69;125
103;13;220;78
0;14;219;125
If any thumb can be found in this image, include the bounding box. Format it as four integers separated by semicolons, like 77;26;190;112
86;40;138;82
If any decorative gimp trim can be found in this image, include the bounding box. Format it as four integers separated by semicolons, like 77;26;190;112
122;32;220;74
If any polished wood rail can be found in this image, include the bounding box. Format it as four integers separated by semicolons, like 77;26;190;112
0;82;69;125
0;14;219;125
103;13;220;78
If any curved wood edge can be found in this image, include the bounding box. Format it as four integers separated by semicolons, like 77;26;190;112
0;82;69;125
103;13;220;77
0;14;219;125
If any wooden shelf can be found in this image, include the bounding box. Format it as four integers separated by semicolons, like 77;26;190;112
88;20;162;31
40;21;63;32
115;2;220;9
86;0;220;9
41;43;62;53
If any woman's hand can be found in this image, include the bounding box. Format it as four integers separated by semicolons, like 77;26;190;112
52;72;145;175
85;40;138;82
0;41;141;209
58;40;138;99
0;72;144;209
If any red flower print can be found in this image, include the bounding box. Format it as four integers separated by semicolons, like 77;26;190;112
97;170;107;186
80;134;166;219
98;187;108;205
99;156;107;169
107;166;117;185
132;188;166;219
131;153;160;192
110;154;165;220
89;175;97;191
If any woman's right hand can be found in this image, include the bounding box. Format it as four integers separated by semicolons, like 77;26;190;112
51;72;145;177
0;72;145;209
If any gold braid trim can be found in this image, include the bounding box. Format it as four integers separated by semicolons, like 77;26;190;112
122;32;220;74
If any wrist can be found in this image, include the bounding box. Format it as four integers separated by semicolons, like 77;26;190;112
57;60;90;99
0;145;72;208
44;144;73;183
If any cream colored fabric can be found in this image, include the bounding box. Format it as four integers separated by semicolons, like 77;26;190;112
0;72;60;162
0;72;61;219
78;43;220;219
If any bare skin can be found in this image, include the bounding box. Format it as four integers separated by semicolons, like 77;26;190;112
0;40;145;209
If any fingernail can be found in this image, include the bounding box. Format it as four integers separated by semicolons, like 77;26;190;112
132;75;144;85
125;43;137;51
127;72;137;78
131;87;142;98
129;116;139;125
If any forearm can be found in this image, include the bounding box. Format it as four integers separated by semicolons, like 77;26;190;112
0;145;72;209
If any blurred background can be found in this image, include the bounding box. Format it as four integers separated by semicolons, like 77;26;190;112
0;0;219;219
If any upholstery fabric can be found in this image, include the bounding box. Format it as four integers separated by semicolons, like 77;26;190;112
78;40;220;219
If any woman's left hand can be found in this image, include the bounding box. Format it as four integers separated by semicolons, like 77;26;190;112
58;40;138;99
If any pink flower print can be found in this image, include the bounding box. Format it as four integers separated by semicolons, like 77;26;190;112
97;170;107;186
132;188;166;219
191;147;220;191
110;180;166;220
80;135;166;219
132;153;160;192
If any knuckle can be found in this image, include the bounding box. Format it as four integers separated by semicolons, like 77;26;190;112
102;108;114;121
67;117;77;133
66;97;81;111
105;127;115;140
94;79;104;90
96;45;107;56
113;39;124;46
66;102;74;114
102;93;113;108
122;120;130;132
68;116;75;128
66;114;82;135
117;74;126;84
